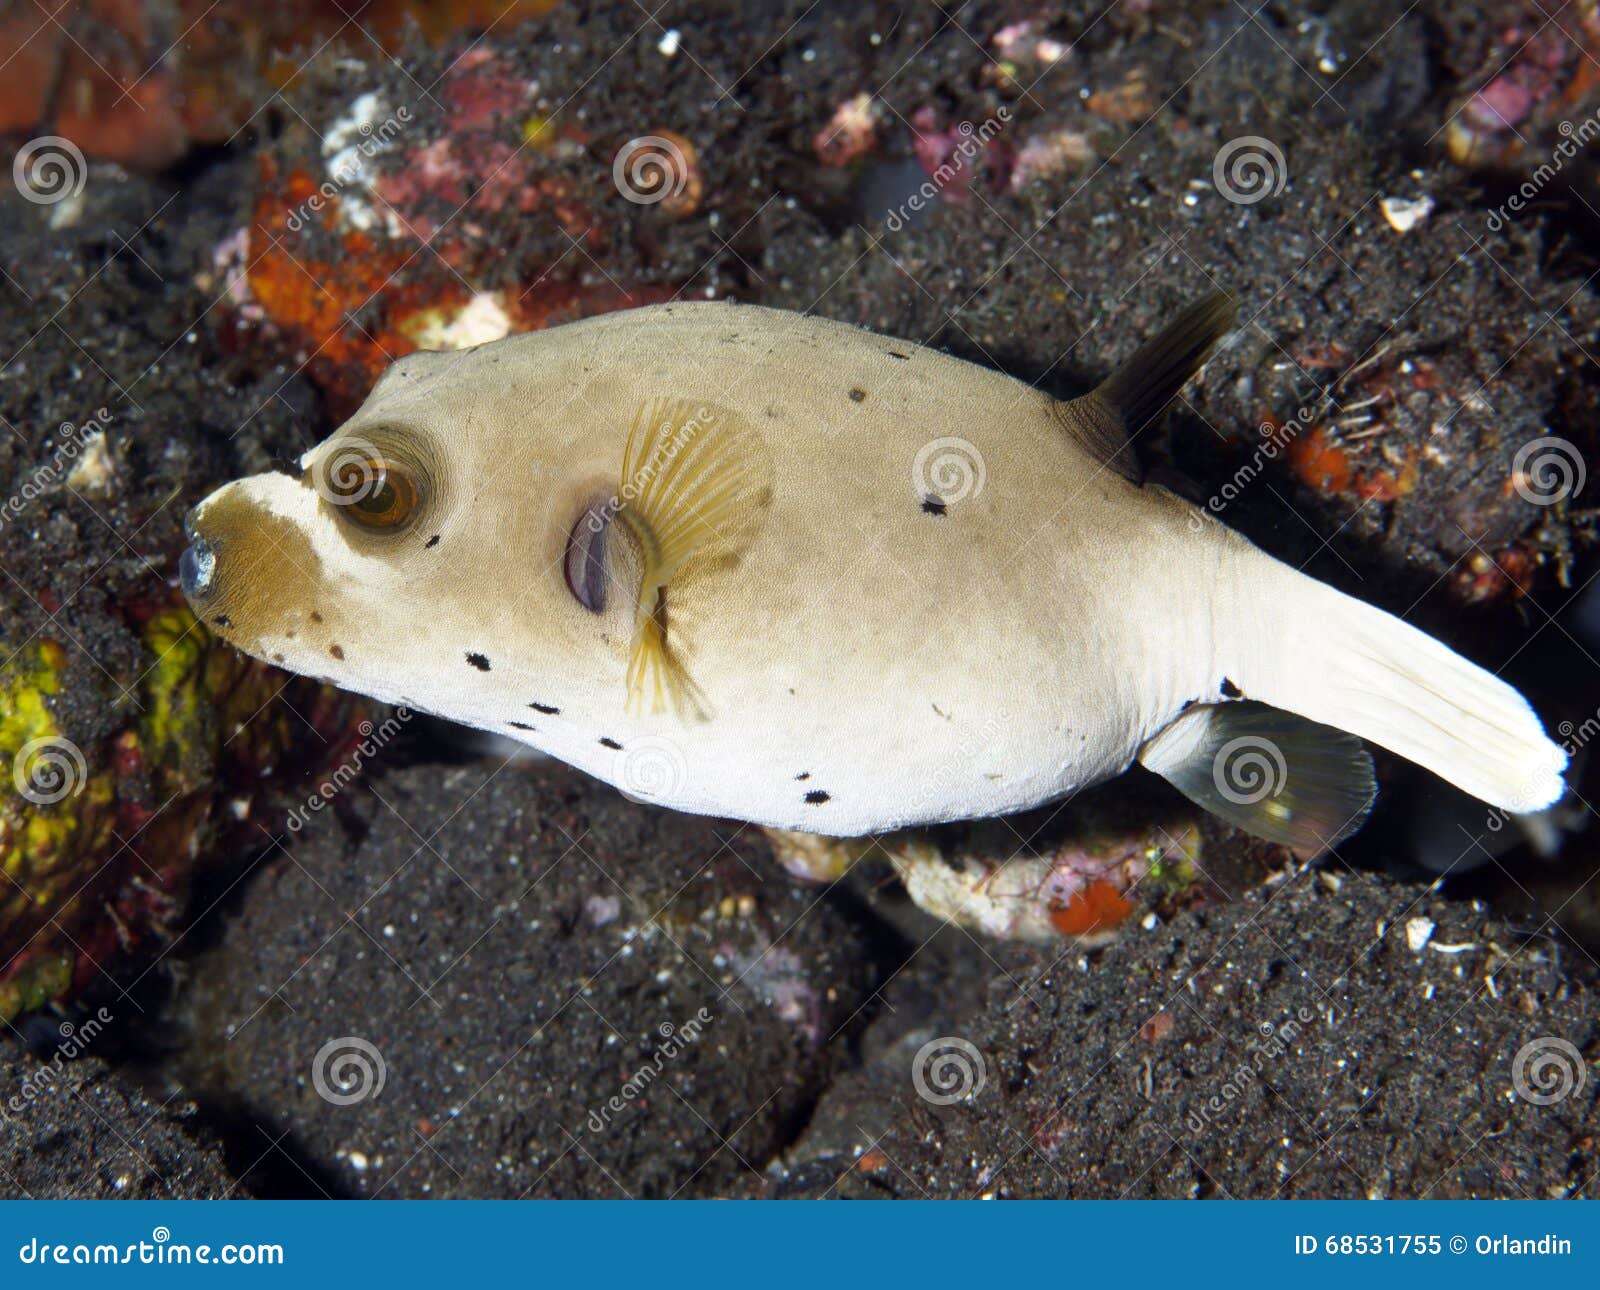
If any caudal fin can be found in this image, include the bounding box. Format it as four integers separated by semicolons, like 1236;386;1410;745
1226;555;1566;814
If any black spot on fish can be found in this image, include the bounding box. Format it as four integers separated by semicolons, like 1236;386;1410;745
271;653;285;664
213;614;232;628
922;496;947;516
599;737;623;750
1220;677;1242;698
466;652;491;671
529;702;560;715
425;534;441;548
804;789;831;804
508;721;536;731
795;772;811;781
329;644;345;660
848;388;866;402
310;611;324;624
886;350;910;361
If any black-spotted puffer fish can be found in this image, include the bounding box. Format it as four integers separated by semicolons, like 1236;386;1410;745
180;294;1566;851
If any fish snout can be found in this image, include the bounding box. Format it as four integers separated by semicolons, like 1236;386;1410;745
179;533;217;604
180;499;225;606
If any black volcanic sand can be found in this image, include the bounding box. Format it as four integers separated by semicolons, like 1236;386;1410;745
2;0;1599;1197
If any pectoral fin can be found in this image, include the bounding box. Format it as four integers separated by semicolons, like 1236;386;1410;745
614;397;771;716
1138;701;1375;854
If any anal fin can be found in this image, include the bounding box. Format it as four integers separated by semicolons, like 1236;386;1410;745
1138;701;1375;854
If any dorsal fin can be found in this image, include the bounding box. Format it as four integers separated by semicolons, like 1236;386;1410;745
1054;289;1238;484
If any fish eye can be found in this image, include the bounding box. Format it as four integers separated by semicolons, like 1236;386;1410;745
564;503;611;613
319;448;422;533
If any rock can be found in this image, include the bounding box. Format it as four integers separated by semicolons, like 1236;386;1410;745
179;759;883;1198
0;1047;239;1198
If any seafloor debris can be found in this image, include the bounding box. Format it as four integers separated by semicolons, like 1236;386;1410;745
0;597;362;1021
0;0;554;169
765;811;1202;948
1445;5;1600;173
214;46;687;414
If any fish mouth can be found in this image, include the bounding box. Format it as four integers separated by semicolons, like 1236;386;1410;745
179;507;218;604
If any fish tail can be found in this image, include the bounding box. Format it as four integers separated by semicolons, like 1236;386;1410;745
1222;550;1566;813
